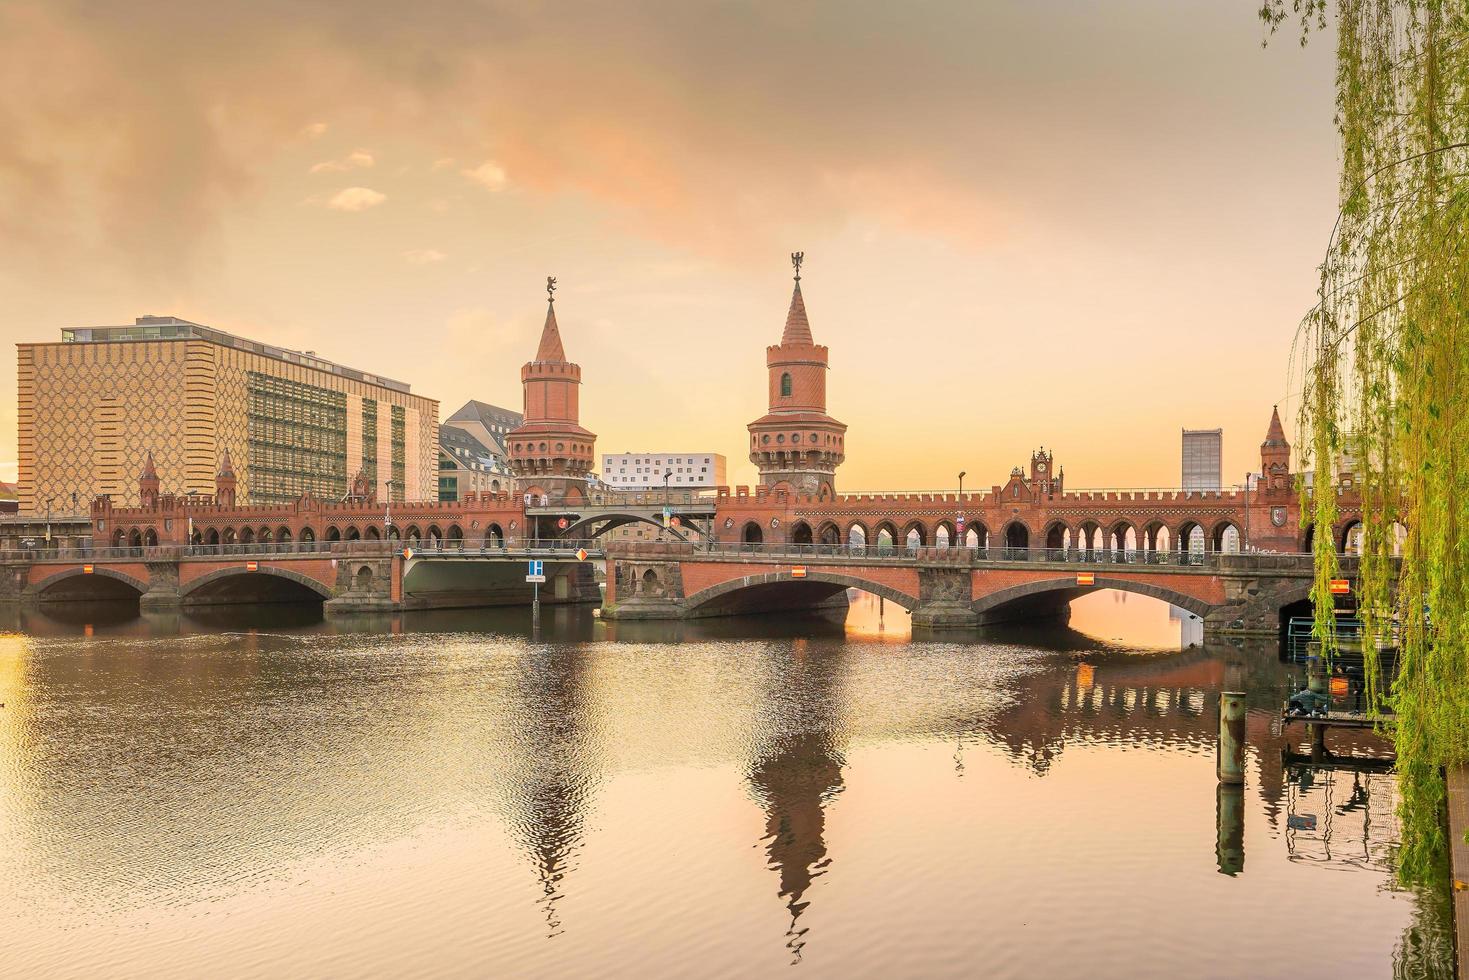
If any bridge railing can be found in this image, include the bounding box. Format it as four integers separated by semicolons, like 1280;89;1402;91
0;538;608;562
699;542;1227;566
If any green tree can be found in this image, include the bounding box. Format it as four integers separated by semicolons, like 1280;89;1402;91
1264;0;1469;882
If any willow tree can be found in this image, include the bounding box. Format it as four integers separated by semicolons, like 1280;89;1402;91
1263;0;1469;880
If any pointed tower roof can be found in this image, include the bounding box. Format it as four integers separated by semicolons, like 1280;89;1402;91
781;281;813;346
217;447;235;477
535;275;566;362
139;451;158;481
536;302;566;362
1262;405;1288;447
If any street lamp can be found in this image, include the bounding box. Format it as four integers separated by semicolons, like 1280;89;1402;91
383;479;396;544
663;469;672;537
1242;471;1252;552
957;471;967;548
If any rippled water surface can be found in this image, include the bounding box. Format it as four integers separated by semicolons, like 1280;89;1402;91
0;593;1454;978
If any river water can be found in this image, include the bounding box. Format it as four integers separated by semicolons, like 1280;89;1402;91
0;592;1454;978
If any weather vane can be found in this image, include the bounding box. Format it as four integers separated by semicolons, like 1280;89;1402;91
791;251;804;282
546;275;557;303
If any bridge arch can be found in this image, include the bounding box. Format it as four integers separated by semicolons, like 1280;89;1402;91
1002;520;1030;551
1108;520;1135;552
180;566;334;604
846;521;868;549
1211;520;1242;554
484;523;505;547
683;569;920;616
874;522;898;552
1340;518;1363;555
964;522;988;549
1177;520;1206;554
559;513;693;542
972;575;1214;621
741;521;764;544
817;521;842;546
934;520;955;549
903;521;927;549
29;566;149;601
790;521;814;545
1043;521;1069;551
1140;520;1170;553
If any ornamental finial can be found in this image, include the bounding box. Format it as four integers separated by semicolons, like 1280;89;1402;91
546;275;557;303
791;251;803;282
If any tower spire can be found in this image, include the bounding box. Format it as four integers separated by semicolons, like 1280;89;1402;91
536;276;566;362
782;252;813;346
1263;405;1288;447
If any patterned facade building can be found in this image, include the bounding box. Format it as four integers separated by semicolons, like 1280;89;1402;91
18;316;438;513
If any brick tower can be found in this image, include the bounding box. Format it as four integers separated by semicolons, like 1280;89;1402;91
747;254;847;496
215;448;237;507
506;278;597;503
1260;405;1291;493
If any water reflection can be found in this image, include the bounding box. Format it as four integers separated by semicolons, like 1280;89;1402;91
498;645;599;938
0;592;1454;978
745;639;848;963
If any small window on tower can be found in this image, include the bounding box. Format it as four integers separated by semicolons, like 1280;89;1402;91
780;372;792;397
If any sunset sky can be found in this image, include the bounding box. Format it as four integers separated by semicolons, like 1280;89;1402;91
0;1;1337;494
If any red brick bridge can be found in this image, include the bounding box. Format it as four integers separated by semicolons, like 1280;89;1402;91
603;541;1332;634
0;539;602;615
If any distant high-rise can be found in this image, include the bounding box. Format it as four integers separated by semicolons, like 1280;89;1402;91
1181;428;1223;490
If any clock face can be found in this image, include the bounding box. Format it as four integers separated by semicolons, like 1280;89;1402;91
1036;462;1047;474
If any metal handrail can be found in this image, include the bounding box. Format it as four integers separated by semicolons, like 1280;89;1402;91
0;538;607;562
666;542;1313;568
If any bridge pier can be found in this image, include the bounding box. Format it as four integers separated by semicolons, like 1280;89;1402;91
602;556;688;620
324;556;400;615
911;567;979;630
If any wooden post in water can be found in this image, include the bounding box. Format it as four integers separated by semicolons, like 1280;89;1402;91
1307;654;1328;760
1218;690;1246;784
1215;782;1244;875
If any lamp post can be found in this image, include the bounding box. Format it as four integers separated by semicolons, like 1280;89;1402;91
383;479;396;547
1242;471;1251;552
663;469;672;538
957;470;967;549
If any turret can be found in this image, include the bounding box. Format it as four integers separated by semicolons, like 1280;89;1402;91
1260;406;1291;493
747;253;847;497
215;447;237;507
505;277;597;503
139;451;160;508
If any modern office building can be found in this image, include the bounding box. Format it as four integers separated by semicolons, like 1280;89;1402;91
1181;428;1223;491
18;315;439;511
600;452;727;489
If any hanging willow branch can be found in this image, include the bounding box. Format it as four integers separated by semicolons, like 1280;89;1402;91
1264;0;1469;885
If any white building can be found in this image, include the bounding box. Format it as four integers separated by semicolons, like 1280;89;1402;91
600;452;727;489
